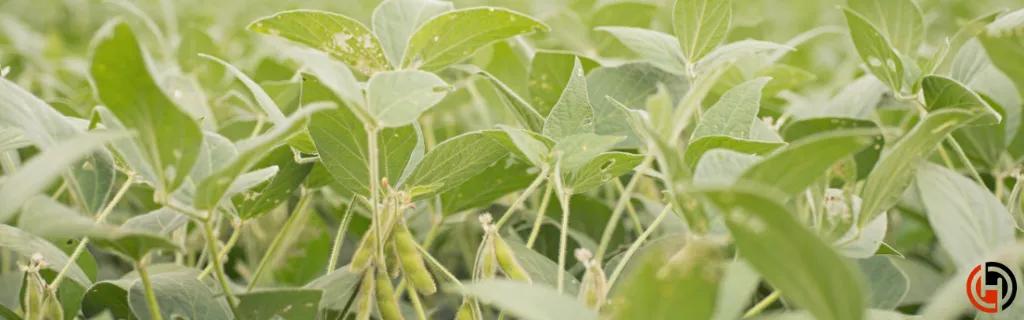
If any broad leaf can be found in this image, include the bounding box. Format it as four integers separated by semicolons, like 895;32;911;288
366;70;450;127
607;238;724;320
90;21;203;195
127;268;231;320
916;164;1016;269
234;147;314;219
403;131;510;199
486;126;555;167
551;133;623;171
543;58;595;142
303;268;362;311
711;261;761;320
456;279;598;320
528;51;600;117
857;255;909;309
842;9;906;95
371;0;453;67
403;7;548;70
236;288;323;320
0;131;128;223
0;224;92;287
82;280;134;319
697;185;865;320
740;129;875;196
565;152;644;194
595;27;687;75
683;136;785;170
0;127;29;154
453;65;545;132
781;117;885;180
441;155;538;215
506;241;581;295
248;10;391;75
691;77;771;140
588;63;688;148
847;0;924;54
693;149;761;185
673;0;732;65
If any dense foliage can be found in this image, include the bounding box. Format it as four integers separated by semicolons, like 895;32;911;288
1;0;1023;319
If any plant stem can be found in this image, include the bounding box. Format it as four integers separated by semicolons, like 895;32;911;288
136;261;164;320
246;191;313;291
327;197;357;273
407;282;428;320
198;220;243;280
743;290;781;318
367;125;386;267
51;173;134;290
494;168;548;228
554;191;571;293
526;178;554;248
595;156;652;262
414;240;462;289
606;203;673;291
203;217;242;319
946;137;985;185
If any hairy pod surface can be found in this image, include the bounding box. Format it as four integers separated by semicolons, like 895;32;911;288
395;223;437;295
375;268;405;320
492;231;531;283
355;269;376;320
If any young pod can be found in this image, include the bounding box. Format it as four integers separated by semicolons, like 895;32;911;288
475;234;498;280
491;232;530;283
23;269;45;319
354;270;376;320
386;239;401;278
455;297;480;320
349;227;377;272
374;269;405;320
576;249;606;309
394;224;437;295
40;288;64;320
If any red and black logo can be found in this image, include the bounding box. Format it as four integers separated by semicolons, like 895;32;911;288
967;261;1017;313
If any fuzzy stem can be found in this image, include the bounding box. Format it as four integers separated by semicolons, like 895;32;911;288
414;241;462;289
606;203;673;291
327;197;357;273
526;178;554;248
946;137;985;185
595;156;652;262
743;290;781;318
203;218;242;319
137;261;163;320
246;191;313;291
494;167;549;228
198;220;243;280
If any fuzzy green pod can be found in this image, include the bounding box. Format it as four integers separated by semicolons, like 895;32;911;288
40;289;64;320
576;249;606;309
349;227;377;272
492;233;530;283
394;224;437;295
386;239;401;278
455;297;480;320
476;235;498;280
375;269;405;320
23;269;45;319
354;270;375;320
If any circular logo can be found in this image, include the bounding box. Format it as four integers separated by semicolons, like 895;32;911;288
966;262;1017;313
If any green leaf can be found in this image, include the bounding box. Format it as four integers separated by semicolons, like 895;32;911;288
90;21;203;195
757;64;817;96
565;152;644;194
697;185;865;320
683;136;785;170
920;75;1000;125
542;58;595;142
366;70;450;127
673;0;732;65
0;224;92;287
402;131;510;199
200;54;286;124
711;260;761;320
927;11;1001;77
846;0;924;54
826;190;888;259
486;126;555;167
691;77;771;140
306;88;420;198
189;132;238;184
979;20;1024;95
82;280;134;319
127;268;231;320
194;103;334;209
371;0;453;67
782;117;885;180
236;288;323;320
595;27;687;75
248;10;391;75
842;9;906;95
693;149;761;185
695;40;793;74
506;241;581;295
441;155;538;215
916;164;1016;268
551;133;624;171
750;310;913;320
455;279;598;320
0;78;117;216
529;51;600;117
302;267;362;311
607;238;724;320
0;131;128;223
740;129;875;196
453;65;545;132
235;147;314;219
0;128;29;154
588;63;688;148
857;255;909;309
402;7;548;71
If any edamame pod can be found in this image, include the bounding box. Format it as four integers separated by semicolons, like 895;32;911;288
394;223;437;295
455;297;480;320
576;249;606;308
386;239;401;278
355;270;375;320
349;227;377;272
492;233;531;283
375;269;405;320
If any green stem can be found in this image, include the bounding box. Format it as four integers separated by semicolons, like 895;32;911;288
606;203;673;291
743;290;781;318
526;178;554;248
203;218;242;319
414;240;462;289
367;125;386;267
327;197;357;274
946;137;985;185
198;220;243;280
615;179;646;236
407;281;428;320
595;156;652;262
494;168;549;228
137;261;164;320
51;173;135;290
556;193;570;294
246;191;313;291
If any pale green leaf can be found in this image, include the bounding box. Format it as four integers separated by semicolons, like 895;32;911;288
403;7;548;70
551;133;623;171
673;0;732;65
506;241;580;295
200;54;286;124
189;132;237;184
740;129;875;196
371;0;453;67
0;128;29;154
248;10;391;75
456;279;597;320
236;288;323;320
607;238;724;320
781;117;885;180
366;69;450;127
543;58;595;141
441;155;538;215
691;77;771;140
453;64;545;132
693;149;761;185
843;9;906;95
403;131;510;199
528;51;600;117
594;26;687;75
127;268;231;320
90;21;203;194
857;255;909;309
847;0;924;54
302;267;362;311
588;63;688;149
695;40;793;74
711;260;761;320
487;126;554;167
565;152;644;194
0;224;91;287
234;147;314;219
683;135;785;170
920;75;1000;125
